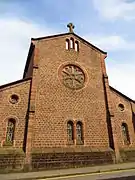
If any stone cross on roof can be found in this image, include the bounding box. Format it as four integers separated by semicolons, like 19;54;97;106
67;23;75;33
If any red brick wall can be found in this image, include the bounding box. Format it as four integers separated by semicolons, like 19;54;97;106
0;79;31;148
31;34;110;149
1;33;135;170
32;150;114;170
110;89;135;149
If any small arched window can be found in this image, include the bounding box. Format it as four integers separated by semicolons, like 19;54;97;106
75;41;79;52
67;121;74;141
66;39;70;50
122;123;130;145
6;119;15;145
70;38;74;49
76;121;83;143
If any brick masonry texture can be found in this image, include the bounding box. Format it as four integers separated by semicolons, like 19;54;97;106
33;34;109;148
0;148;24;171
110;89;135;148
0;31;135;171
32;151;114;170
0;79;31;149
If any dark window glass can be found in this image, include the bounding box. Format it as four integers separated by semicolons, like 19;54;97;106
67;121;73;141
76;121;83;141
122;123;130;145
10;94;19;104
118;103;124;111
6;119;15;145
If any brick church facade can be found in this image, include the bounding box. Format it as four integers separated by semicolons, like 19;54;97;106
0;23;135;171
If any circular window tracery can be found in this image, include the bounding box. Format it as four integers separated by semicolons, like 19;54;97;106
9;94;19;104
61;64;85;90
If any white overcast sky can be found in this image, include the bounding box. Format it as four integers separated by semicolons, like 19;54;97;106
0;0;135;99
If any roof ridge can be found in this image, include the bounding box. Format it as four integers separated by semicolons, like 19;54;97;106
110;86;135;103
0;77;32;90
31;32;107;54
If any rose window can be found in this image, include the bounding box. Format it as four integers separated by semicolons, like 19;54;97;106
62;65;85;89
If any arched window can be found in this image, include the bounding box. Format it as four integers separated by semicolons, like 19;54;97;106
66;39;70;50
70;38;74;49
6;119;15;145
122;123;130;145
76;121;83;143
75;41;79;51
67;121;74;141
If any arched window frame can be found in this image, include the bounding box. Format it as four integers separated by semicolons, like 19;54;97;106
66;39;70;50
67;121;74;143
121;122;130;145
5;119;16;146
65;38;79;52
76;121;83;145
70;38;74;49
75;41;79;52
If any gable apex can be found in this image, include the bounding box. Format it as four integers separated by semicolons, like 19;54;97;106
31;32;107;55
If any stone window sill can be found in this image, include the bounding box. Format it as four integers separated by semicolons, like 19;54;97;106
67;140;74;145
76;140;84;145
3;141;13;147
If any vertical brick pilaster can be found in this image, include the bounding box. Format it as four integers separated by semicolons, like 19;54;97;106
101;54;121;163
25;112;34;169
111;116;122;163
25;46;39;169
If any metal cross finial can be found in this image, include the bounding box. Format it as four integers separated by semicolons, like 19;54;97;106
67;23;75;33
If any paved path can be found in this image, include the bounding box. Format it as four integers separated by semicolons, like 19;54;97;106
39;169;135;180
1;162;135;180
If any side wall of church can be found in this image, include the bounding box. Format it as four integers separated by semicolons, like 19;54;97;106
110;89;135;148
0;79;31;170
110;89;135;162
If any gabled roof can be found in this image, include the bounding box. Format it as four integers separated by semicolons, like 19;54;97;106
23;42;35;78
110;86;135;103
23;32;107;80
0;77;31;90
31;32;107;54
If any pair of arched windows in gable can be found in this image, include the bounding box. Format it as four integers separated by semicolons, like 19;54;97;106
66;38;79;51
67;121;83;144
